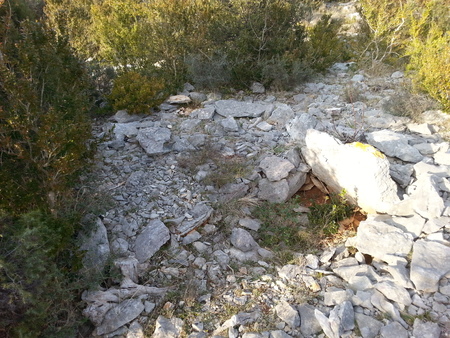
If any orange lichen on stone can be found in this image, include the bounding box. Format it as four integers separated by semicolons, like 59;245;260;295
350;142;385;159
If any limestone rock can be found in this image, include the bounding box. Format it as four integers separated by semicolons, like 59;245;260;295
137;127;172;155
134;220;170;263
230;228;258;252
266;104;295;128
286;113;319;145
302;129;400;213
258;178;290;203
259;156;295;182
214;100;267;118
96;299;145;336
355;219;413;263
167;95;191;104
410;239;450;292
366;130;423;163
275;301;300;328
413;319;441;338
152;315;184;338
355;313;383;338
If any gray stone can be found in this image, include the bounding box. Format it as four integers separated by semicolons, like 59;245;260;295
229;247;259;262
176;203;214;236
96;299;145;336
239;218;261;231
375;280;411;309
355;313;383;338
220;116;239;132
152;315;184;338
112;110;142;123
137;127;172;155
114;257;139;283
371;290;408;328
286;171;307;198
414;142;441;156
269;330;292;338
258;178;290;203
390;163;413;188
79;217;110;272
189;92;207;104
323;289;354;306
366;130;423;163
434;149;450;165
260;156;295;182
302;130;400;213
266;104;295;128
406;174;445;219
251;82;265;94
256;121;273;131
337;301;355;332
275;301;300;328
352;74;365;82
134;220;170;263
380;322;408;338
113;122;140;140
314;309;338;338
298;304;322;336
286;113;319;145
407;123;433;135
215;100;267;118
410;239;450;292
167;95;191;104
127;320;145;338
190;106;215;120
413;319;441;338
179;119;201;131
355;219;413;263
230;228;258;252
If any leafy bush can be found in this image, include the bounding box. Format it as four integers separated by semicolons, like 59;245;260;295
108;71;167;114
358;0;450;111
305;14;349;72
406;2;450;111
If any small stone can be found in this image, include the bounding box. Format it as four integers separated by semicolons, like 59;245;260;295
275;301;300;328
167;95;191;104
413;319;441;338
380;321;408;338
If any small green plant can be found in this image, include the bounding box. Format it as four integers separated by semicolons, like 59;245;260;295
252;196;323;256
308;190;354;236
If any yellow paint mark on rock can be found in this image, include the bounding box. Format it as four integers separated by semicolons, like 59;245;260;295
350;142;385;159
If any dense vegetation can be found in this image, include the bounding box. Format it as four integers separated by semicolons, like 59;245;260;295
0;0;448;336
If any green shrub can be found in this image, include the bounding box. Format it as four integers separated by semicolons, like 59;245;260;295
108;71;167;114
406;2;450;111
305;14;349;72
358;0;449;112
0;2;92;213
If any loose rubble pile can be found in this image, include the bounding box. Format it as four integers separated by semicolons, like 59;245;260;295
80;62;450;338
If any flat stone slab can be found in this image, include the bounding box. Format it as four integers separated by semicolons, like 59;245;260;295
95;298;145;335
366;130;423;163
410;239;450;292
259;156;295;181
137;127;172;155
214;100;268;118
355;220;413;263
134;220;170;263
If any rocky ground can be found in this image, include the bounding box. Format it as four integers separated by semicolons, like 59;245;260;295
79;62;450;338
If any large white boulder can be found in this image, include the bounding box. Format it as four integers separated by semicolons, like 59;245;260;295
301;129;400;213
